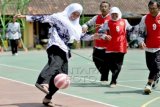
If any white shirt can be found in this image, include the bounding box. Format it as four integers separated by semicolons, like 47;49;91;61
6;22;21;40
26;15;69;53
26;3;83;54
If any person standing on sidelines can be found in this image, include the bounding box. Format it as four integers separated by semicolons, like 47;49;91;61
82;1;111;85
17;3;83;106
6;16;21;56
98;7;133;88
137;0;160;94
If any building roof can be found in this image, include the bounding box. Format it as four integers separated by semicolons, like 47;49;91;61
0;0;150;17
27;0;150;16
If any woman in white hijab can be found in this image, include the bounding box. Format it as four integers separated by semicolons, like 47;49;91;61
17;3;83;106
98;7;134;88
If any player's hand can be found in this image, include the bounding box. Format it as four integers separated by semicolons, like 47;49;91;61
102;34;112;41
15;14;26;18
14;14;21;18
93;33;101;39
82;27;88;33
139;42;146;49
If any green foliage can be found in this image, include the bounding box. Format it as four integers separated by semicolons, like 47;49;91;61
80;16;91;25
80;16;96;34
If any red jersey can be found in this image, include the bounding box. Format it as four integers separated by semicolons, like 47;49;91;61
94;14;111;48
107;19;127;53
145;14;160;48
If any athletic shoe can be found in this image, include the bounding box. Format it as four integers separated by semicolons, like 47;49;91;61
35;83;49;94
15;53;18;56
43;97;54;107
101;81;108;86
152;78;159;89
110;83;116;88
144;84;152;94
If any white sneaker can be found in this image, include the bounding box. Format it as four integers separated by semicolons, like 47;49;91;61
101;81;108;86
15;53;18;56
144;84;152;94
152;78;159;89
110;83;116;88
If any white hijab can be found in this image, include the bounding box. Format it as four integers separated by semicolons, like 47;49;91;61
110;7;122;21
50;3;83;41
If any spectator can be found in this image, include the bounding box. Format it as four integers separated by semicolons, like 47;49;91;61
6;16;21;56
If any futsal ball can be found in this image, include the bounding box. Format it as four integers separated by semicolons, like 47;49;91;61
54;73;70;89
